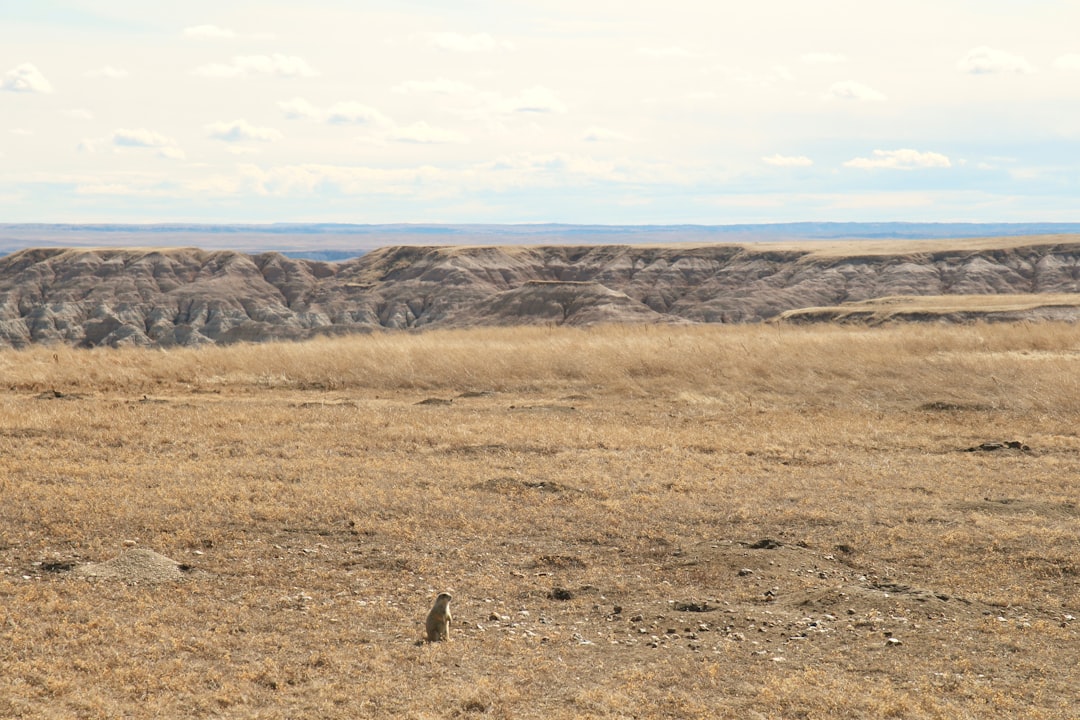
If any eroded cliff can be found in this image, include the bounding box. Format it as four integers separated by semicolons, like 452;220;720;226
1;237;1079;347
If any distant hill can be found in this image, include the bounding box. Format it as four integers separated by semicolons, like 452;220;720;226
4;222;1080;258
1;235;1079;348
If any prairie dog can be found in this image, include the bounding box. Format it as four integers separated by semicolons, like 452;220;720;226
424;592;453;642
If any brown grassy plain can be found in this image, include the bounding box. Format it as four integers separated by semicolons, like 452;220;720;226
1;323;1078;719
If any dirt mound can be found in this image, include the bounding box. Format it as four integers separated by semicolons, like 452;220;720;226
73;548;192;583
670;538;988;622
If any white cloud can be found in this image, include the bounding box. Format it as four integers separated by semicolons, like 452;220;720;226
81;128;186;160
1054;54;1080;71
325;102;393;126
638;46;693;58
184;24;237;39
64;108;95;121
85;65;129;79
389;121;467;144
711;65;795;89
2;63;54;93
278;98;390;126
394;78;477;96
493;86;567;114
843;149;951;170
957;46;1034;75
285;99;468;144
206;119;283;142
762;154;813;167
194;54;318;79
278;97;322;120
10;128;33;136
583;127;633;142
193;63;244;79
684;90;718;102
428;32;513;52
221;152;677;200
76;183;150;197
183;24;276;41
801;52;848;64
282;98;451;142
466;152;670;189
77;138;105;153
824;80;887;102
112;128;176;148
825;191;938;210
157;146;187;161
235;162;444;197
395;80;566;119
224;146;265;156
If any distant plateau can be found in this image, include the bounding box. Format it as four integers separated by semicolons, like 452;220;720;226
1;230;1080;348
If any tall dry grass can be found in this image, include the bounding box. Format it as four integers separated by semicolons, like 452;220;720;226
3;322;1080;414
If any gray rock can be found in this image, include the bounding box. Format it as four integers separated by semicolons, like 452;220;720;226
0;240;1078;348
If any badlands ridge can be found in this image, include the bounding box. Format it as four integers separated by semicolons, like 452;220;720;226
1;236;1079;347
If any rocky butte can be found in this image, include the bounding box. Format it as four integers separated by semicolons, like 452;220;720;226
1;236;1080;348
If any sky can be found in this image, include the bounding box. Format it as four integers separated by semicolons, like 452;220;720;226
1;0;1079;225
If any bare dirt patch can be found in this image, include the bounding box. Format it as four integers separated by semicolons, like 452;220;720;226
71;549;199;583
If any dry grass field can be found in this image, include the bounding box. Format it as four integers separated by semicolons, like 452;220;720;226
1;323;1078;719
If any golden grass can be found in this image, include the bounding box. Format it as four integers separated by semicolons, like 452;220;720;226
1;323;1078;718
435;232;1080;257
780;293;1080;322
755;233;1080;257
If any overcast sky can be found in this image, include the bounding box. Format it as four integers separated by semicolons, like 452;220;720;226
2;0;1078;224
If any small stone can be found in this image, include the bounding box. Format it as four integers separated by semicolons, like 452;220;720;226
738;568;754;577
886;637;902;646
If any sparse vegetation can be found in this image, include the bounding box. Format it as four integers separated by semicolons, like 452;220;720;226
1;323;1078;718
